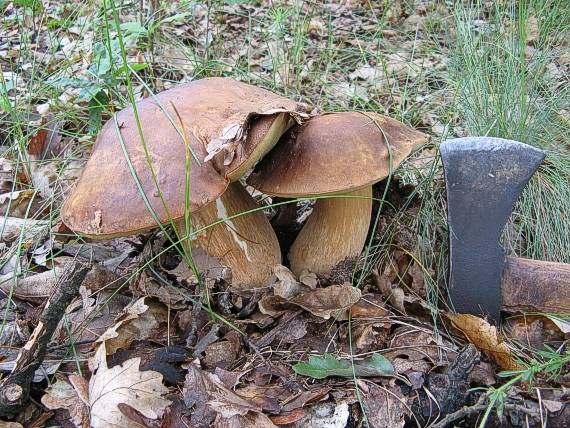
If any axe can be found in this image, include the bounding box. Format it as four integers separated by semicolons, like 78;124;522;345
440;137;570;322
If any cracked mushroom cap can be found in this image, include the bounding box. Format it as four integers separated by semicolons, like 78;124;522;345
247;112;428;197
61;77;309;238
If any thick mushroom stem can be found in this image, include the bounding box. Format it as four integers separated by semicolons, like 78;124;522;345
288;187;372;276
176;182;281;291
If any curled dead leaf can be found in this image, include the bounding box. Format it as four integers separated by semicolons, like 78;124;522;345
289;283;361;319
183;363;270;427
259;283;361;319
96;297;168;356
273;265;310;299
351;294;390;319
445;312;523;371
214;412;278;428
41;376;89;428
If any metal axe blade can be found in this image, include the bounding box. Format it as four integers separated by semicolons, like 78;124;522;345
440;137;546;322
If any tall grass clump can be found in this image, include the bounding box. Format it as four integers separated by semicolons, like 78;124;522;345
449;0;570;263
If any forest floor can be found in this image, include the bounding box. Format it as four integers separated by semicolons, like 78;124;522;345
0;0;569;427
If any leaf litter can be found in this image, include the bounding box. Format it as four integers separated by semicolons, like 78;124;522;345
1;0;569;427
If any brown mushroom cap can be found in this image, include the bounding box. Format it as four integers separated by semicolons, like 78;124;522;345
247;112;428;197
61;77;308;238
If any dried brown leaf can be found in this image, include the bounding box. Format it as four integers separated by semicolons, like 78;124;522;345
183;363;265;427
203;341;239;369
41;377;89;428
89;342;171;428
96;297;168;355
289;283;361;319
64;287;130;349
281;387;331;413
0;217;49;244
291;402;349;428
445;313;523;371
351;294;390;318
384;328;443;374
0;157;14;194
270;409;306;425
273;265;309;299
0;422;23;428
0;190;40;218
214;412;278;428
0;265;67;302
258;295;290;317
363;384;408;428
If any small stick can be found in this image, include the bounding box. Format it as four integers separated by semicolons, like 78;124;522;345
430;395;541;428
0;262;89;416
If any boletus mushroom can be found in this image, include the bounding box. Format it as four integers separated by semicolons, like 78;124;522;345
247;112;428;277
61;77;310;290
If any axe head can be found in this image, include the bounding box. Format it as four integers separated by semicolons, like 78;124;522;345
440;137;545;322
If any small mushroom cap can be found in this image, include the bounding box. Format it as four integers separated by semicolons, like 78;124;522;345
61;78;307;238
247;112;428;197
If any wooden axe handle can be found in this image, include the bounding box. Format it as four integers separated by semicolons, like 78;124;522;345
502;257;570;313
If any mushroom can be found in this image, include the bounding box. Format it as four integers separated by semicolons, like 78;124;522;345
61;78;310;290
247;112;428;276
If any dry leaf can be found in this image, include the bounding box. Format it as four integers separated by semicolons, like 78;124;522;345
258;295;291;317
273;265;308;299
384;327;443;374
89;342;171;428
132;272;188;309
183;363;265;427
289;283;361;319
505;315;564;349
0;217;50;244
547;315;570;334
30;162;58;199
445;313;523;371
351;294;390;318
232;385;286;414
215;412;278;428
0;157;14;194
64;288;131;350
41;376;89;428
270;409;306;425
0;265;67;302
349;64;381;81
203;341;239;369
363;384;408;428
260;283;361;319
96;297;168;355
292;402;349;428
0;189;39;218
281;387;331;413
542;399;564;413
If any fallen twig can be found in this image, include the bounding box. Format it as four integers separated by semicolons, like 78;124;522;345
430;395;542;428
0;262;89;416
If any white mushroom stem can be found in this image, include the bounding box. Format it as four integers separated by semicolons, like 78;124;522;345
288;187;372;277
176;182;281;291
